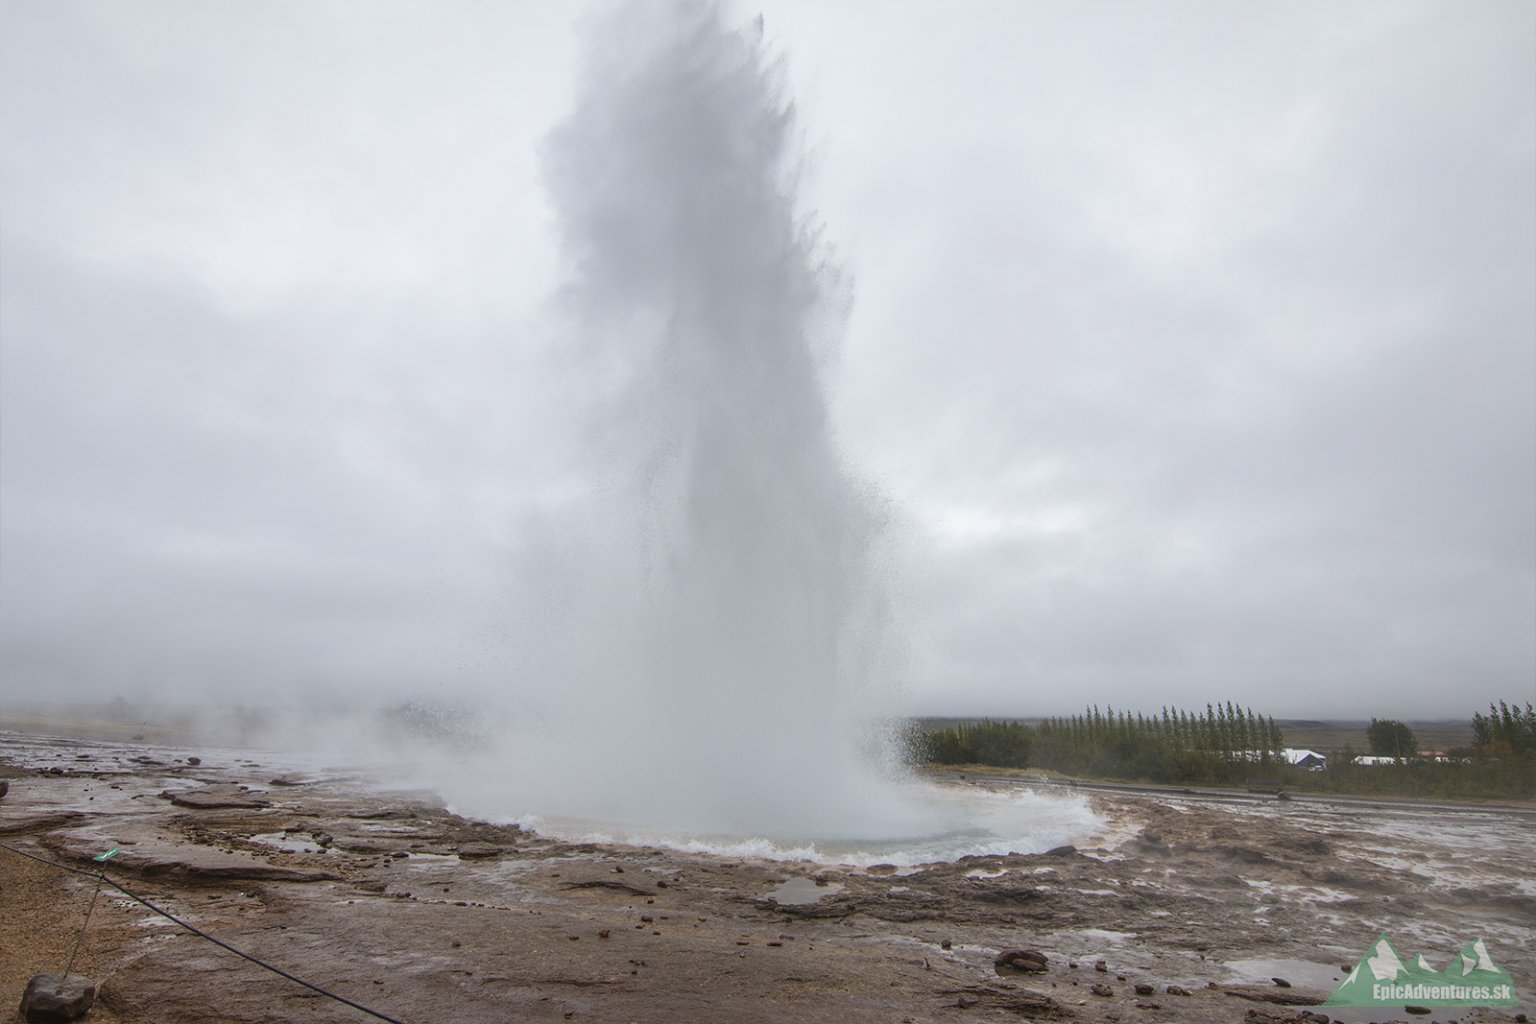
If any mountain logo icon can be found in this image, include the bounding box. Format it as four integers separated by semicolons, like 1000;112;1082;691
1327;934;1520;1008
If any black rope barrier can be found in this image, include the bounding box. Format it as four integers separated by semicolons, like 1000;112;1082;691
0;839;408;1024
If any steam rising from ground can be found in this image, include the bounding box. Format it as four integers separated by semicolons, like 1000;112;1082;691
241;2;1095;857
450;1;916;840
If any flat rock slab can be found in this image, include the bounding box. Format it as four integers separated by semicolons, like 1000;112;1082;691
161;784;271;809
43;828;341;884
20;973;95;1022
1224;984;1327;1006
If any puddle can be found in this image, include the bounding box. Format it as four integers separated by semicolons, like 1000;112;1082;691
248;833;334;855
764;877;844;905
1077;928;1136;944
1224;957;1344;991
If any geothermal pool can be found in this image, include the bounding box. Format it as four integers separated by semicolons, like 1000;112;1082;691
492;782;1103;868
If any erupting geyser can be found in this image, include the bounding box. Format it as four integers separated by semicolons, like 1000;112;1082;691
433;2;1096;857
533;0;906;837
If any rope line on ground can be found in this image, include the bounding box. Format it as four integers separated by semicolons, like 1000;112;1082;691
0;839;408;1024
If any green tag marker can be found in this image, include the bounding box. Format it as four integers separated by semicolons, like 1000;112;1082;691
94;848;120;862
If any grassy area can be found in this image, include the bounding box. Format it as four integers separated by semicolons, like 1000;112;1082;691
0;709;197;745
911;705;1536;802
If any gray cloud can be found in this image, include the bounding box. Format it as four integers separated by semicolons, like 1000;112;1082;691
2;1;1531;719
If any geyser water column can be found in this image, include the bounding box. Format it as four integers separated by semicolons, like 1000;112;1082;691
531;0;913;840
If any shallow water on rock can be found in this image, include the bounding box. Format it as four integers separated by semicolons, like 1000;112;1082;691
765;877;843;905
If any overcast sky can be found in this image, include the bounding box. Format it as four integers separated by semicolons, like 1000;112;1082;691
2;1;1532;720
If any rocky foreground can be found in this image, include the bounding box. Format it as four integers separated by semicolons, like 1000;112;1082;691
1;731;1531;1024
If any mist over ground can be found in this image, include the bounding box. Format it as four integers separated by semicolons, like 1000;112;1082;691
2;1;1532;723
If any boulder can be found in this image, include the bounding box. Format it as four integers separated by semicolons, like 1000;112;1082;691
20;973;95;1023
994;949;1048;974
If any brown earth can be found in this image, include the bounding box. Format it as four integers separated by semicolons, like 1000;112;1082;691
2;732;1531;1024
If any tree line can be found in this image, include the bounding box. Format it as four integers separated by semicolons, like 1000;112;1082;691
914;700;1536;799
1471;700;1536;756
915;703;1286;786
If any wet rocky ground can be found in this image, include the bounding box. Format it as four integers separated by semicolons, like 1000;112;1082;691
2;731;1531;1024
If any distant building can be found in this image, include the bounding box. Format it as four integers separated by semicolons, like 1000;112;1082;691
1282;748;1328;771
1351;753;1465;766
1233;748;1328;770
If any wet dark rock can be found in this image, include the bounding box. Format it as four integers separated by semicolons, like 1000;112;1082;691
1044;845;1077;857
1309;869;1390;892
561;879;653;897
1272;976;1291;987
1166;984;1192;996
1404;1007;1431;1016
0;780;8;799
0;812;85;835
1218;846;1273;865
269;775;316;787
994;949;1048;974
456;843;503;859
942;987;1064;1017
866;864;897;875
1243;1010;1307;1024
967;884;1046;905
1134;983;1154;995
20;973;95;1022
185;756;201;766
1225;985;1325;1006
940;939;952;950
1094;959;1108;972
1090;983;1113;997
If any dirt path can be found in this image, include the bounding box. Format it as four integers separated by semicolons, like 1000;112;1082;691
2;732;1531;1023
